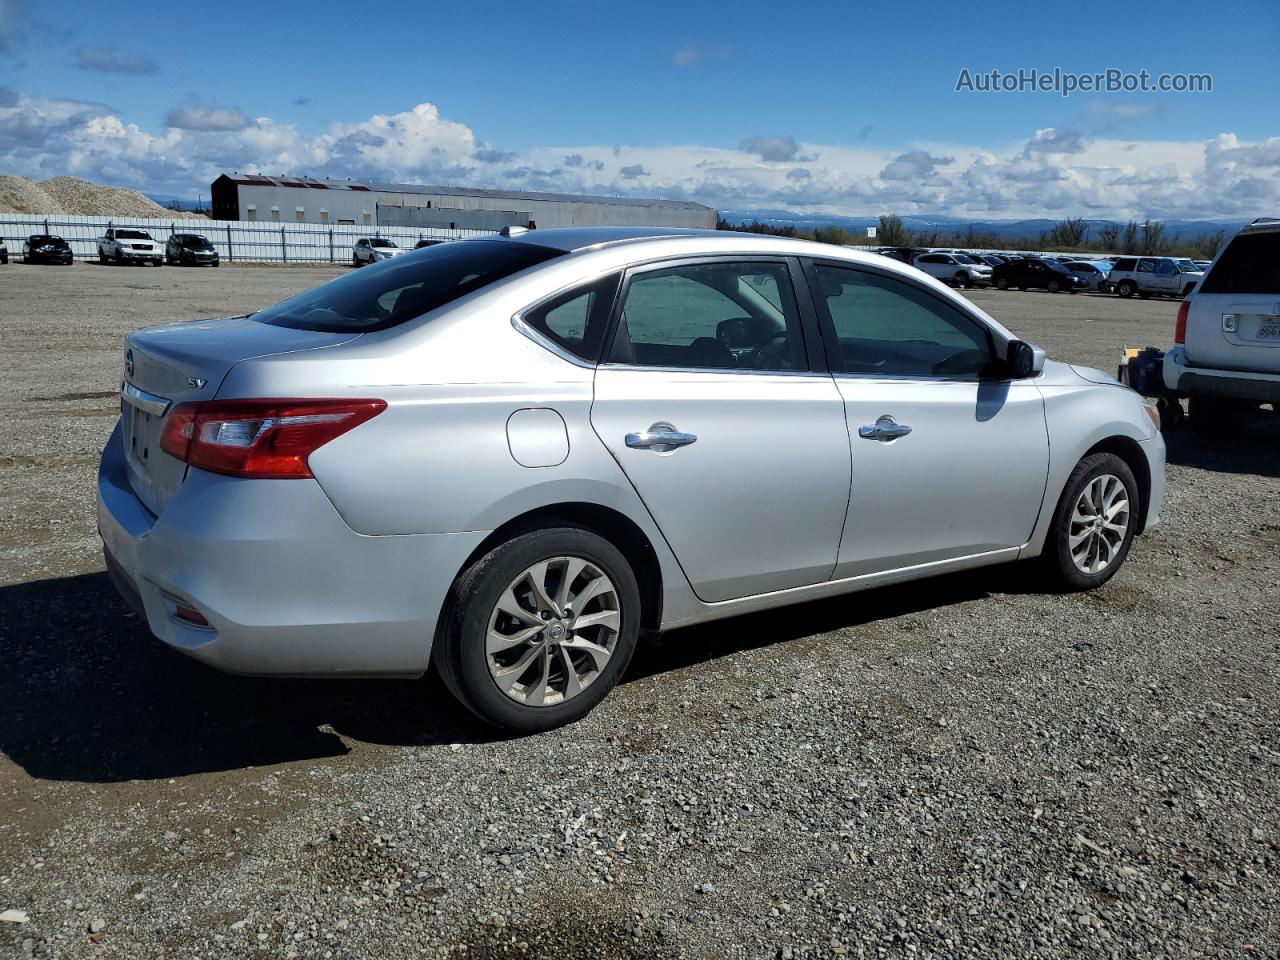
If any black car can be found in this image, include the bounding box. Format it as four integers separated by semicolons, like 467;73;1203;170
22;234;74;265
990;256;1084;293
414;238;447;249
165;233;220;266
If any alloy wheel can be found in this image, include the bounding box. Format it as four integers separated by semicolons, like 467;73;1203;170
1068;474;1130;575
485;556;621;707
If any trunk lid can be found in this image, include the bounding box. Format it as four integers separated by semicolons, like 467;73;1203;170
120;315;359;515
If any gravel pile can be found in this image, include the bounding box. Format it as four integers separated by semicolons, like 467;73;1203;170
0;175;205;219
0;270;1277;959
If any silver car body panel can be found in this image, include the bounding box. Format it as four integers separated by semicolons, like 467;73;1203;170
97;229;1165;676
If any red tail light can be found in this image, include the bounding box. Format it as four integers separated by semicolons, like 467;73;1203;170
160;398;386;479
1174;300;1189;345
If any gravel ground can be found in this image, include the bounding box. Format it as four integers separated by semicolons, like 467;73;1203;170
1;262;1277;959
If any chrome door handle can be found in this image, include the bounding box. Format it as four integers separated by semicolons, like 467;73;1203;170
625;421;698;450
858;415;912;442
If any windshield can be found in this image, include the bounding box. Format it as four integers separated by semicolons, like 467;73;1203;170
371;238;398;248
116;230;150;240
183;235;212;247
31;235;64;245
1046;261;1071;273
952;255;975;263
255;239;565;333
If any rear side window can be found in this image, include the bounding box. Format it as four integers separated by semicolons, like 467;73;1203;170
255;240;564;332
521;275;620;362
1113;258;1136;271
1200;232;1280;294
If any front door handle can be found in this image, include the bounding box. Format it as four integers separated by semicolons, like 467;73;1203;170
858;415;912;442
625;421;698;451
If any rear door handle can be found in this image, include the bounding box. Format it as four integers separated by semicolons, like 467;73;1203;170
625;421;698;451
858;415;912;442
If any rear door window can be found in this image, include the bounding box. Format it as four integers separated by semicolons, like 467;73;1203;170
607;261;808;372
1200;232;1280;294
255;240;564;332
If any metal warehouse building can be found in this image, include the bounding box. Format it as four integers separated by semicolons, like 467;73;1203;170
210;174;716;230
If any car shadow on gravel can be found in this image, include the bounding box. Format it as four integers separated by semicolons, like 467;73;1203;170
0;572;501;784
1163;418;1280;478
626;562;1042;682
2;562;1044;784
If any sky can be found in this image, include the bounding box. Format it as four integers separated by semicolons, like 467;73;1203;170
1;0;1277;221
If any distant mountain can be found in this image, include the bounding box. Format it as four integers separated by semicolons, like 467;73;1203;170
718;210;1248;242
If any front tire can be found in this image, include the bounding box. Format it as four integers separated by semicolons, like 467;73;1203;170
996;277;1009;290
435;526;642;732
1042;453;1139;591
1047;279;1061;293
1117;280;1135;298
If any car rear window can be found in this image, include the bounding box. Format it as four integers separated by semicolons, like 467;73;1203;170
1199;232;1280;295
254;240;565;333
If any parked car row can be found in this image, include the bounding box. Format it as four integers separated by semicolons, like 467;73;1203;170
2;230;457;268
875;246;1215;300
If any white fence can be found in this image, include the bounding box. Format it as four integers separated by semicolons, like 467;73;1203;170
0;214;495;264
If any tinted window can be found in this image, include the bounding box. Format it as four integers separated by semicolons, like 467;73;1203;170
1200;232;1280;294
1113;258;1136;271
814;264;995;379
1137;259;1156;273
609;261;806;372
371;239;397;247
255;240;564;333
116;230;149;240
522;275;619;362
1154;259;1176;276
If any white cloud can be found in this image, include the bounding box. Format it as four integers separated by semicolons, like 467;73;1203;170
0;90;1276;220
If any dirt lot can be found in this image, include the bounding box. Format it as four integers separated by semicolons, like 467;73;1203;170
1;261;1277;959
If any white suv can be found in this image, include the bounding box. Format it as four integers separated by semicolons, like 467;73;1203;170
913;252;992;288
1109;256;1204;299
352;237;405;266
1163;219;1280;431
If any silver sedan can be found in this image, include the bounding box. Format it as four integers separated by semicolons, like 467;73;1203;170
98;228;1165;731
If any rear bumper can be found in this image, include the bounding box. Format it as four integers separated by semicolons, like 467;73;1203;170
96;422;488;677
1162;347;1280;403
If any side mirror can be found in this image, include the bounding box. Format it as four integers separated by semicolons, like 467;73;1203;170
1006;340;1045;379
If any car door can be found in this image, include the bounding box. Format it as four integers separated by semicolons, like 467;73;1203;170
590;257;852;603
803;260;1050;577
1152;258;1179;294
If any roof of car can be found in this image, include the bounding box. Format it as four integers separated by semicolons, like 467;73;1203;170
504;227;726;252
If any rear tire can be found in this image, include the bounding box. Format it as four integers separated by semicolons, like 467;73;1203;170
1041;453;1139;591
434;525;642;732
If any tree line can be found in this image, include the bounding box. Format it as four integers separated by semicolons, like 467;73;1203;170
717;214;1229;260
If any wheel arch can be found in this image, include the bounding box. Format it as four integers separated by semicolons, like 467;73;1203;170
1081;435;1152;533
454;502;665;632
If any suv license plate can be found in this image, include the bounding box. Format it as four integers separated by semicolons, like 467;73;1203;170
1259;318;1280;340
